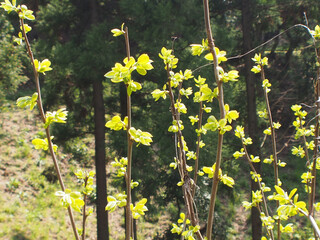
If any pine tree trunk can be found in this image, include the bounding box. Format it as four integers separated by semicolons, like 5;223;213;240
241;0;262;239
91;0;109;239
93;79;109;240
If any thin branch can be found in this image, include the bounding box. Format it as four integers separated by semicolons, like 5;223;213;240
260;66;280;239
192;24;313;73
82;179;88;240
203;0;226;239
20;16;80;240
309;23;320;219
241;141;275;240
124;27;134;240
192;102;203;197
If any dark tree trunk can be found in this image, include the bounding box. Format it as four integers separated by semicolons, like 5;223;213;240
241;0;262;239
93;80;109;240
91;0;109;239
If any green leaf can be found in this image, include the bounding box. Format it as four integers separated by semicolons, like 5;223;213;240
105;197;117;212
291;145;305;158
111;28;124;37
280;223;294;233
137;54;153;67
0;0;17;13
251;65;261;74
105;115;127;131
202;166;214;178
204;53;213;61
190;39;209;56
203;104;212;113
129;127;153;146
174;101;187;114
252;53;261;63
151;89;168;101
291;104;302;112
171;223;183;235
221;174;235;188
131;198;148;219
310;25;320;40
21;24;32;33
242;201;252;210
189;115;199;125
131;180;139;189
105;62;130;83
168;120;184;133
111;23;125;37
44;108;68;128
199;84;218;102
258;109;268;119
127;80;142;96
274;185;285;196
32;137;58;152
204;115;219;132
250;155;260;163
194;75;206;87
186;151;197;160
32;138;48;150
159;47;178;69
19;5;35;20
226;109;239;124
233;150;245;159
55;189;84;212
204;47;227;63
136;54;153;75
177;180;184;186
288;188;297;199
137;53;149;64
234;125;245;138
34;59;52;75
16;92;38;110
243;138;252;145
220;69;239;83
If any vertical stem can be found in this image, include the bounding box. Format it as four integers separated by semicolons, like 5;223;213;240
310;49;320;231
242;143;274;240
166;66;187;176
203;0;226;239
19;18;46;123
166;65;202;239
124;27;134;240
260;67;280;239
20;17;80;240
309;214;320;239
82;177;88;240
261;68;279;185
206;134;223;239
192;102;203;197
82;196;87;240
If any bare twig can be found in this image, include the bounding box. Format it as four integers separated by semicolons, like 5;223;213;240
19;17;80;240
202;0;226;239
123;27;134;240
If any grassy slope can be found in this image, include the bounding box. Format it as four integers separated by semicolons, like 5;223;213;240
0;101;172;240
0;102;97;239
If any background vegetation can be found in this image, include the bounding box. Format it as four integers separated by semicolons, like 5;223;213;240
1;0;320;239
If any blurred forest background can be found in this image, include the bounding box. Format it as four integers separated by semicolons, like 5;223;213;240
1;0;320;239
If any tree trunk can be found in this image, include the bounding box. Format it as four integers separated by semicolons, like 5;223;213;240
93;79;109;240
241;0;262;239
91;0;109;239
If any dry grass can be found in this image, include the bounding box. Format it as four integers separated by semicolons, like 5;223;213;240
0;102;171;239
0;103;97;239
